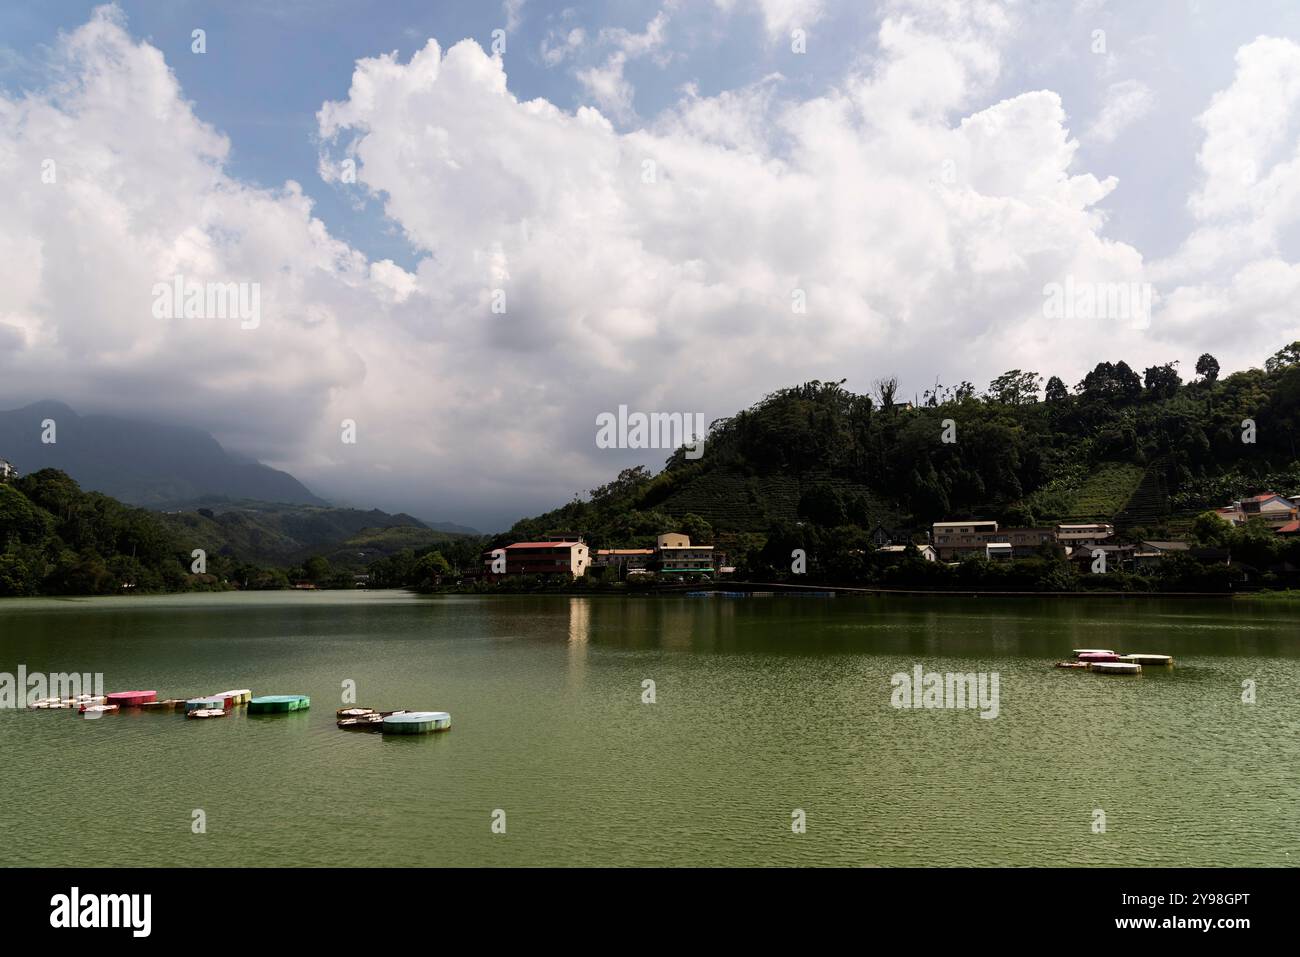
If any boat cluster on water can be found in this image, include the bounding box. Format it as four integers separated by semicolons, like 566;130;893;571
27;688;303;717
27;688;451;734
1054;649;1174;675
337;707;452;735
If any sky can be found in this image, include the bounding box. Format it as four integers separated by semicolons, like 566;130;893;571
2;0;1300;531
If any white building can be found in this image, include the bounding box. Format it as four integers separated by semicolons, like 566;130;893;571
1055;523;1114;547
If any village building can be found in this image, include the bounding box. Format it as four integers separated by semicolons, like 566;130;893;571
1132;540;1191;570
876;544;938;562
655;533;715;576
483;539;591;579
931;521;1056;561
1214;493;1299;528
592;548;655;575
1054;523;1114;547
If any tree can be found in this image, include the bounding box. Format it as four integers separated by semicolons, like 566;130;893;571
413;551;452;584
1044;376;1068;403
872;376;899;411
1192;511;1230;546
303;556;331;582
1265;341;1300;373
1143;362;1182;399
680;512;714;544
986;369;1043;405
590;466;652;505
1114;361;1143;398
798;484;848;527
0;484;53;545
1077;360;1142;400
1195;353;1220;383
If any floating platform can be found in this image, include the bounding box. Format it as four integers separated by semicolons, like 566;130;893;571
186;697;224;712
337;707;375;718
248;694;310;714
1125;654;1173;666
80;704;119;715
1054;661;1089;669
106;690;157;707
186;708;226;719
382;711;451;735
1073;649;1116;657
338;709;406;731
140;698;188;712
1089;661;1142;675
29;695;105;709
1077;652;1120;662
212;690;252;708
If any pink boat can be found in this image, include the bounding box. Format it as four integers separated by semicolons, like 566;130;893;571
105;690;158;707
1077;652;1120;662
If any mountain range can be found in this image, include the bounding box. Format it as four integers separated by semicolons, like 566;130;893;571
0;401;476;535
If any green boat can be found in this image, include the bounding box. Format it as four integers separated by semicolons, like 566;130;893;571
248;694;311;714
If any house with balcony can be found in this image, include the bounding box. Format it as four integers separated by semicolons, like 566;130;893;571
0;458;16;483
1055;523;1114;549
931;521;1056;561
593;548;655;576
483;539;591;579
655;533;715;577
1214;493;1299;529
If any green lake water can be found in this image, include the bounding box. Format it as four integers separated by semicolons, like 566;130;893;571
0;591;1297;867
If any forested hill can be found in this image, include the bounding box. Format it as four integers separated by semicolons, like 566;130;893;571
500;343;1300;557
0;469;472;595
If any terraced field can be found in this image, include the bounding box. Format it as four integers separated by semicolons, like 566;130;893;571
1024;461;1147;523
1064;462;1148;520
1112;466;1173;529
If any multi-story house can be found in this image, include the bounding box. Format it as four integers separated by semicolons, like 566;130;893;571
483;539;591;578
931;521;1055;561
655;533;715;576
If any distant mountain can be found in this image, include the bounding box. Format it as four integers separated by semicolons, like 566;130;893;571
0;401;325;507
156;499;471;568
423;518;480;535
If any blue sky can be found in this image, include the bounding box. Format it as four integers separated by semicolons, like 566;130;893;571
3;2;1300;529
4;0;879;270
7;0;1282;267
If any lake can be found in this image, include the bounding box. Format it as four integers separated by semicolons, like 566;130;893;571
0;591;1296;867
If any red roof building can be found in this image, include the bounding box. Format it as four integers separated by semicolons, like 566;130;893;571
482;540;591;578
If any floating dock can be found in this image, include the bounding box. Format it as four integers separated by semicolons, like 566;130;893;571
106;690;157;707
80;704;119;715
140;698;188;712
1056;649;1173;674
1089;661;1143;675
211;689;252;708
30;695;105;709
248;694;310;714
382;711;451;735
338;709;408;731
1125;654;1174;666
186;697;224;712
